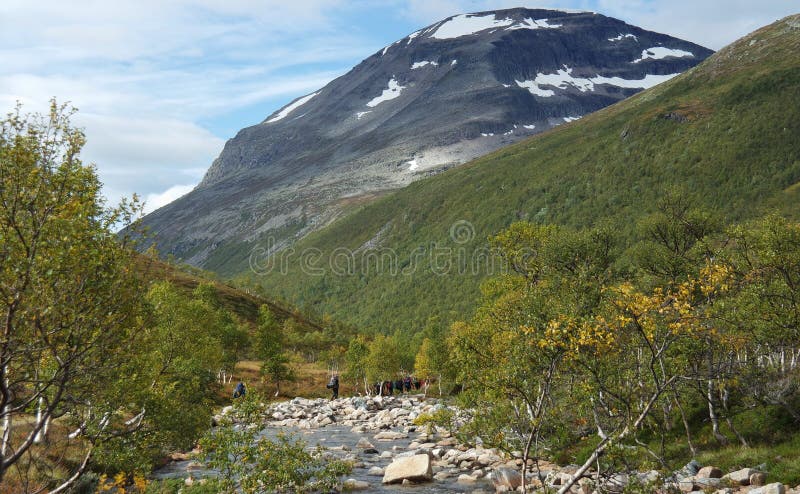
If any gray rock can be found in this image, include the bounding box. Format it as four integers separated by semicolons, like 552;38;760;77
342;479;370;490
723;468;758;486
751;483;786;494
492;467;522;491
697;466;723;479
374;431;408;441
383;454;433;484
751;472;769;486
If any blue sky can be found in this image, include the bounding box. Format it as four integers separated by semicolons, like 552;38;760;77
1;0;797;213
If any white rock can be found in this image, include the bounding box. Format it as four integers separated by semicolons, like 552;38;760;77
723;468;758;486
383;454;433;484
750;483;786;494
374;431;408;441
342;479;370;490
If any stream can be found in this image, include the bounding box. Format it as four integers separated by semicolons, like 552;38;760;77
153;423;495;492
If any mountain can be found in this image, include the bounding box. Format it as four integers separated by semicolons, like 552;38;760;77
137;8;712;272
244;14;800;333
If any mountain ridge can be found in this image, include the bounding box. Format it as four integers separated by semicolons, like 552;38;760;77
136;8;712;269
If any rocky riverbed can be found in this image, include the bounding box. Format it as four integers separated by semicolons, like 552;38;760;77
157;395;800;493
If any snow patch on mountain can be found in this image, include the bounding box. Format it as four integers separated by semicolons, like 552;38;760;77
523;124;536;130
356;111;372;120
430;13;561;39
431;14;514;39
633;47;694;63
563;116;582;122
505;17;562;30
406;159;418;171
366;78;406;107
411;61;439;69
265;92;318;123
608;33;638;42
515;66;680;97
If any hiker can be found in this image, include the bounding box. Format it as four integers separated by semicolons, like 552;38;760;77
233;381;246;398
394;378;404;395
413;377;421;390
403;375;412;393
326;375;339;399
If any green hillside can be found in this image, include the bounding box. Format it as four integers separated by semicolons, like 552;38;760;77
242;15;800;333
137;253;322;331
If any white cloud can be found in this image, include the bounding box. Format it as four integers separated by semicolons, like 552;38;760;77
144;184;197;215
0;0;366;207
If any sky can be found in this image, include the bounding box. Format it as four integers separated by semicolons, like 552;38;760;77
1;1;797;213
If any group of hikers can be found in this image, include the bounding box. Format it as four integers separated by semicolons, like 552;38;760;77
231;374;428;402
371;375;423;396
326;374;423;400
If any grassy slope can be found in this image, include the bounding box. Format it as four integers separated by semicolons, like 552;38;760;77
136;254;322;331
246;15;800;333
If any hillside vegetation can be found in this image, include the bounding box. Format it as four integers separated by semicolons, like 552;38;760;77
246;15;800;334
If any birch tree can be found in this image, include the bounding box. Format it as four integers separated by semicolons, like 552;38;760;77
0;101;145;490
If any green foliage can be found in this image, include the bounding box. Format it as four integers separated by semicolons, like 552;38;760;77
198;424;351;493
344;335;370;393
254;305;294;395
364;334;402;383
0;100;147;488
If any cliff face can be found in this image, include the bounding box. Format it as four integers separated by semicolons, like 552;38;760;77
137;8;712;272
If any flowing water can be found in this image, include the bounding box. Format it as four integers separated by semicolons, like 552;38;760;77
154;423;494;492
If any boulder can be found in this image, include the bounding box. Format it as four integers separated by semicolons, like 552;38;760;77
751;472;768;486
367;466;384;476
677;460;702;479
342;479;370;490
751;483;786;494
355;437;374;449
723;468;757;486
382;454;433;484
457;473;477;483
492;467;522;491
374;431;408;441
697;466;723;479
433;471;452;481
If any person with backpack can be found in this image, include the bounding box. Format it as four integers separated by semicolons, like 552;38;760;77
233;381;246;399
326;375;339;400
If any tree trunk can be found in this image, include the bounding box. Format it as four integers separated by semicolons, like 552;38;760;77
34;396;46;444
1;376;10;458
707;379;728;445
673;393;696;456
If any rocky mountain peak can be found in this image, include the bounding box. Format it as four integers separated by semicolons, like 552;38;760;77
139;8;713;271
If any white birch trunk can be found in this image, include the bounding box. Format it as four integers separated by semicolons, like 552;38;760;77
1;376;10;456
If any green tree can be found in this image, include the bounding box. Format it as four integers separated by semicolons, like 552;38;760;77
344;335;370;394
449;223;626;491
192;283;249;382
364;334;402;387
0;101;145;491
254;306;293;396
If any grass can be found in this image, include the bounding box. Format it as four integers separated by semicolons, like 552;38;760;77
229;360;335;400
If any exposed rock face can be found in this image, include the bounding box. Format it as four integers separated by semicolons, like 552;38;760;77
137;8;712;272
